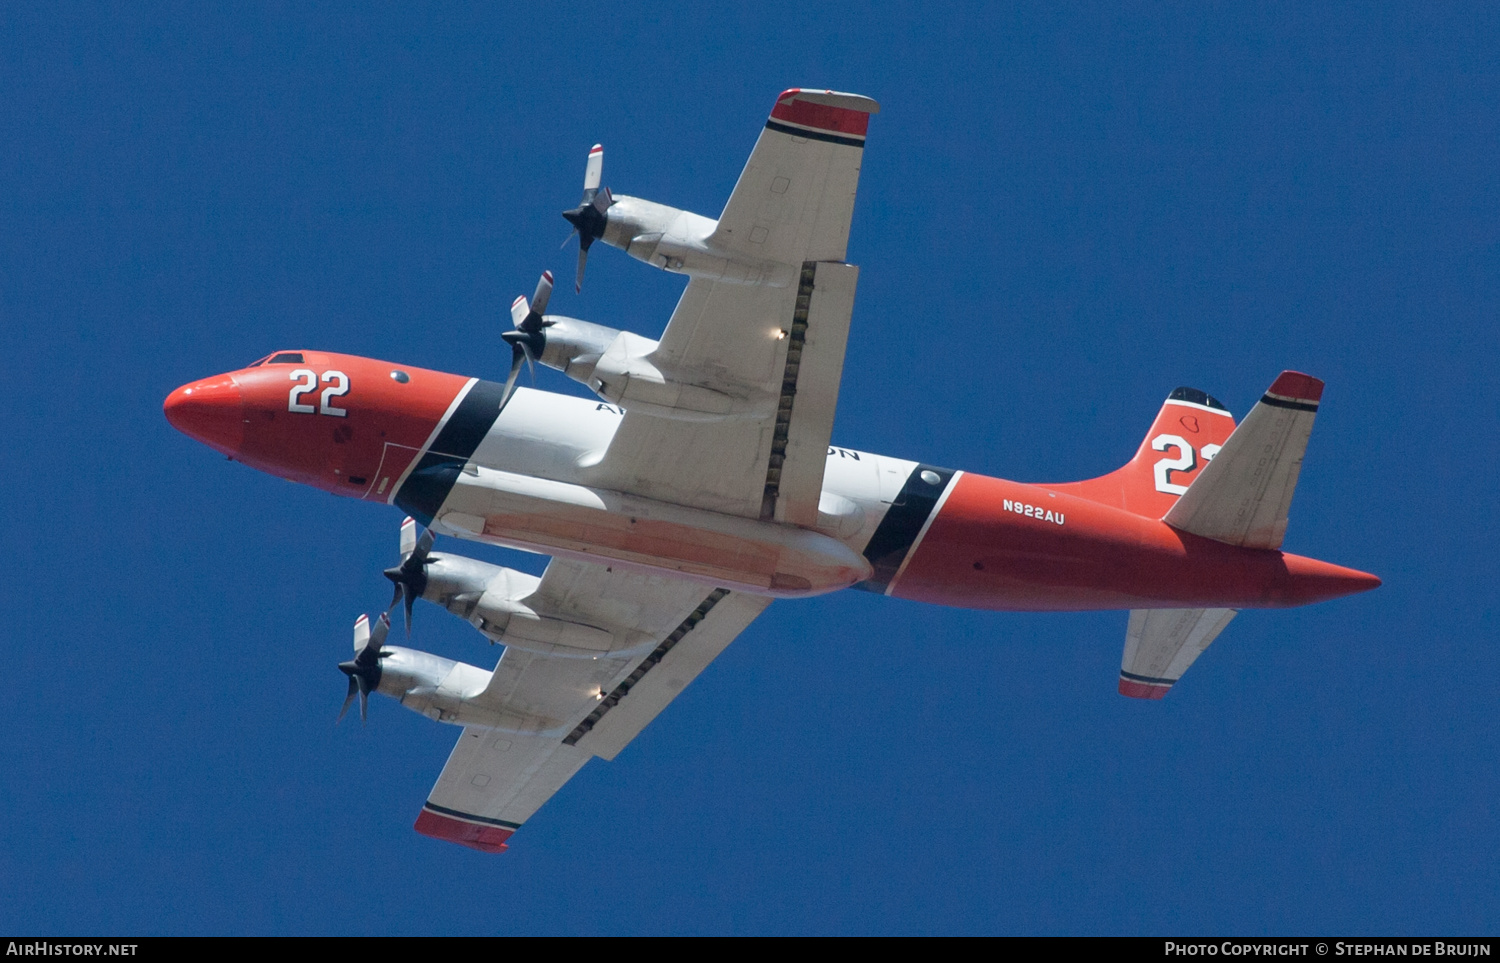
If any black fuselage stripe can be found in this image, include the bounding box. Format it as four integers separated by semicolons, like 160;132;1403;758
394;379;508;526
423;801;522;830
1120;670;1177;685
1259;395;1319;412
855;464;955;592
764;119;866;148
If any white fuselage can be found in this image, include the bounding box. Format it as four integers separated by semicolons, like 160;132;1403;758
410;387;921;598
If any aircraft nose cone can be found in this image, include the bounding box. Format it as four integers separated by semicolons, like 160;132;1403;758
164;375;244;455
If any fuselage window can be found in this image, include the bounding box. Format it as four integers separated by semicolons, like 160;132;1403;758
267;352;305;364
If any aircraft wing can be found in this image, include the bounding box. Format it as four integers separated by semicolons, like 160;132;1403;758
588;90;876;526
414;556;771;852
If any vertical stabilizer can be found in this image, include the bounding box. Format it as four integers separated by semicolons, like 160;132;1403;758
1046;387;1237;518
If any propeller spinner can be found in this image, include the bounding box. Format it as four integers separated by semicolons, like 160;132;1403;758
562;144;613;292
338;612;390;725
384;515;435;635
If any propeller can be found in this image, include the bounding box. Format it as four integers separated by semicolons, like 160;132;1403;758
561;144;614;292
499;270;554;412
383;516;435;636
338;612;390;725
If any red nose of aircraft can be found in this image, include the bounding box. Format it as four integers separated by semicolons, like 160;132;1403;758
164;374;244;455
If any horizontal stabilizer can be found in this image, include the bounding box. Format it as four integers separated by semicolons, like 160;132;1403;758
1119;608;1238;699
1163;371;1323;550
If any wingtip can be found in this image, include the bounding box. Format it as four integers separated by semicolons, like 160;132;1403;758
770;89;878;137
415;807;514;854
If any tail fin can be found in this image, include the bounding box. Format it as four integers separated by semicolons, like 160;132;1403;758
1046;387;1237;518
1162;371;1322;550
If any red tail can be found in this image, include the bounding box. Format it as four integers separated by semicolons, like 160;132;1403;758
1046;387;1237;519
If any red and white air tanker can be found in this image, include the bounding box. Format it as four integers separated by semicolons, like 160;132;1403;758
164;89;1379;853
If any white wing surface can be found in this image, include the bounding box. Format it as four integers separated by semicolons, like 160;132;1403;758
415;557;770;852
587;90;875;526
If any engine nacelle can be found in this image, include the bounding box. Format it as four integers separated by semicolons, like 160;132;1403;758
534;315;621;384
588;331;774;422
599;195;786;286
373;645;490;726
528;322;772;422
374;646;570;735
418;549;642;658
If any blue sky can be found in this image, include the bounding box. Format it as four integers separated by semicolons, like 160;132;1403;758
2;3;1495;935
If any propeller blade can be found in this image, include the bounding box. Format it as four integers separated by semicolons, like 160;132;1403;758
337;675;358;724
498;341;526;414
531;270;554;317
509;294;530;329
353;614;369;654
583;144;603;194
592;186;613;215
369;610;390;651
522;341;537;382
575;245;588;294
399;516;416;559
414;527;434;560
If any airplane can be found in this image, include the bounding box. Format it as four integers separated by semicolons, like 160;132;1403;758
163;88;1380;854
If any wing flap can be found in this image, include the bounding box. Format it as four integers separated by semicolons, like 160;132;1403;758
771;261;859;526
1163;372;1323;550
569;590;771;761
1119;608;1238;699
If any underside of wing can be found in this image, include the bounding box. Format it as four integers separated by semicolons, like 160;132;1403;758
413;557;770;852
581;90;876;526
589;261;858;524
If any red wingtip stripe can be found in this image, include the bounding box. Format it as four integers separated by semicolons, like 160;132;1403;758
771;91;869;137
414;809;513;854
1267;371;1324;403
1119;677;1172;700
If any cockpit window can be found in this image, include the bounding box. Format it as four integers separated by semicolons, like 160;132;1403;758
246;354;273;367
267;352;305;364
